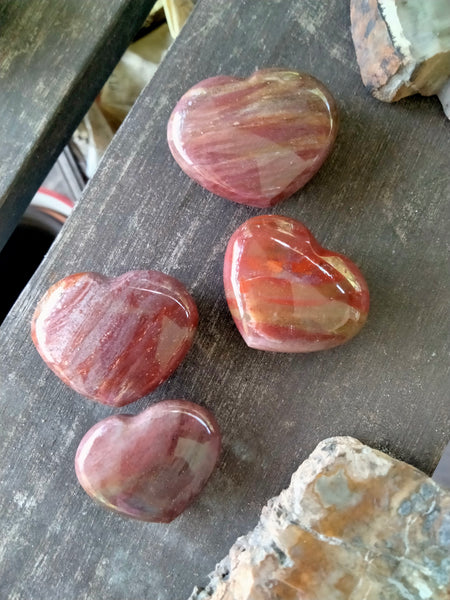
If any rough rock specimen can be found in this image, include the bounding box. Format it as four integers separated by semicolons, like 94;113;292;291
75;400;221;522
223;216;369;352
167;69;338;208
31;271;198;406
351;0;450;118
190;437;450;599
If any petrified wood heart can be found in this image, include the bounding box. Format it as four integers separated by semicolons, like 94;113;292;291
224;216;369;352
75;400;221;522
167;69;338;208
31;271;198;406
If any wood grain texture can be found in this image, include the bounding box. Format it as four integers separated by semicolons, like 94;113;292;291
0;0;156;251
0;0;449;598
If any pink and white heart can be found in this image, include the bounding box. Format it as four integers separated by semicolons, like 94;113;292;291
167;69;338;208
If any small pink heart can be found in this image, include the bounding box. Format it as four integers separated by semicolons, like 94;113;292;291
167;69;338;208
75;400;221;522
31;271;198;406
224;215;369;352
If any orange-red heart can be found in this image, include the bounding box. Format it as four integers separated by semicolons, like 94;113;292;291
224;215;369;352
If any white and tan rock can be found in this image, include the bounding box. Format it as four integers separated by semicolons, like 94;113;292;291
190;437;450;599
350;0;450;118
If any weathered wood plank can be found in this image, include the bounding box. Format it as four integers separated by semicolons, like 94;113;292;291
0;0;449;599
0;0;156;250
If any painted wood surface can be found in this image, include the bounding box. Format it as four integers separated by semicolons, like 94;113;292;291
0;0;449;598
0;0;156;250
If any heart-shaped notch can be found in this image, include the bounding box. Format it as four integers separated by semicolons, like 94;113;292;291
31;271;198;406
75;400;221;522
167;68;338;208
224;216;369;352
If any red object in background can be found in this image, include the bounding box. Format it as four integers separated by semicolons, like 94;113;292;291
31;187;74;226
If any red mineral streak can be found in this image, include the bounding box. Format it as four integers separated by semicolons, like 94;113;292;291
223;216;369;352
167;69;338;208
75;400;221;522
31;271;198;406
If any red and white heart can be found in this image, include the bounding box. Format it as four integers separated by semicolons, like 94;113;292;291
167;69;338;208
75;400;221;522
224;215;369;352
31;271;198;406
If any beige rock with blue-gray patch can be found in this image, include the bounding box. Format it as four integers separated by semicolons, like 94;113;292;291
190;437;450;599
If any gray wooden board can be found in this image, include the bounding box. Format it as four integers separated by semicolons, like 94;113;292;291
0;0;156;251
0;0;449;598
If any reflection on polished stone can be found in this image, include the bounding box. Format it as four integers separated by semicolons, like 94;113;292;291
168;69;338;207
224;215;369;352
31;271;198;406
190;437;450;599
75;400;221;522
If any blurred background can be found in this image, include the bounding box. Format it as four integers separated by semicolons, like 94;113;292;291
0;0;194;323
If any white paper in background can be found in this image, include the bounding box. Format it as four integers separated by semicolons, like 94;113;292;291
100;24;172;130
71;0;194;179
163;0;195;37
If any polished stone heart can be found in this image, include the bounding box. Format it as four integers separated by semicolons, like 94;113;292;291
224;216;369;352
75;400;221;522
31;271;198;406
167;69;338;208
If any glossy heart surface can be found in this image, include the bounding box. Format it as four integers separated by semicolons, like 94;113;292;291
31;271;198;406
75;400;221;522
224;216;369;352
167;69;338;208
